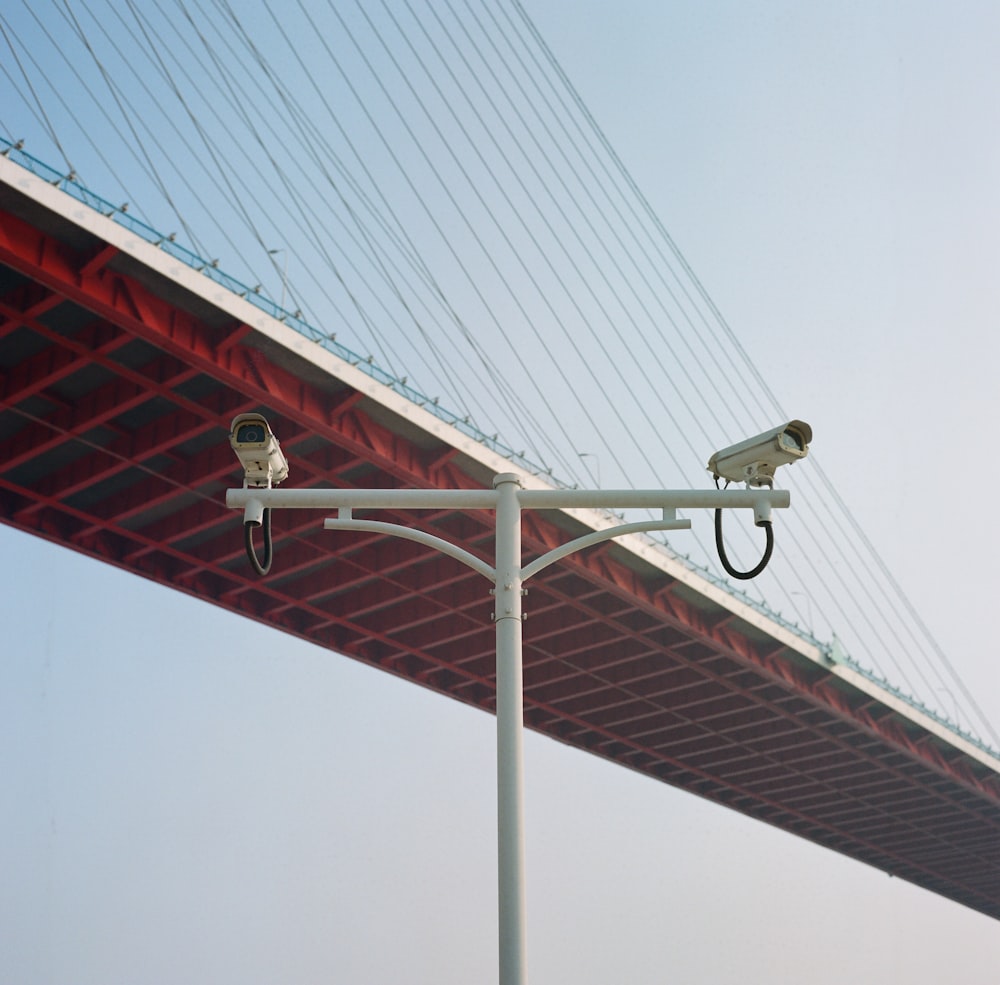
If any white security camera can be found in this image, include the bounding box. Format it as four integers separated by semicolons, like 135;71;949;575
707;420;812;488
229;413;289;488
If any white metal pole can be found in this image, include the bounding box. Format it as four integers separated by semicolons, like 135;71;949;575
493;473;527;985
225;473;796;985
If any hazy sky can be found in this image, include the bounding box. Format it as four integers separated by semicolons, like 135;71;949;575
3;2;1000;982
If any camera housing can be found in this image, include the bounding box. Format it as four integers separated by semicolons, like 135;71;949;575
229;413;289;488
708;420;812;488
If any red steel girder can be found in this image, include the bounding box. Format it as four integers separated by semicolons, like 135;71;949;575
2;197;999;920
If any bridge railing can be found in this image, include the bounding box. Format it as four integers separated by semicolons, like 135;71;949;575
0;137;548;472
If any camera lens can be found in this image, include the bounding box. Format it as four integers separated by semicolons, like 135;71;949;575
236;423;266;444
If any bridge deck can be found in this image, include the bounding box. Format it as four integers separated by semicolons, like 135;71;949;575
2;157;998;921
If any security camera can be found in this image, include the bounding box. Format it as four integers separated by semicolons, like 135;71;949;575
707;420;812;488
229;413;289;488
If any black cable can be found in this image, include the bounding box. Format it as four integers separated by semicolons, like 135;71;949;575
244;507;273;576
715;506;774;581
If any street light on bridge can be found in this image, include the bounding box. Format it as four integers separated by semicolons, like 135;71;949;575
227;414;810;985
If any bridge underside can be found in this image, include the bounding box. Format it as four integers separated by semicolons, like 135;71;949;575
2;173;999;921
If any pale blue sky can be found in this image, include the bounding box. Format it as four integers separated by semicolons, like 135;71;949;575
3;2;999;982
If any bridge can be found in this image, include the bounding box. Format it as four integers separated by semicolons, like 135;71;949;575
2;144;998;930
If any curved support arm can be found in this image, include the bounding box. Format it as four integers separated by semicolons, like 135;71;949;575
323;517;495;582
521;517;691;582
